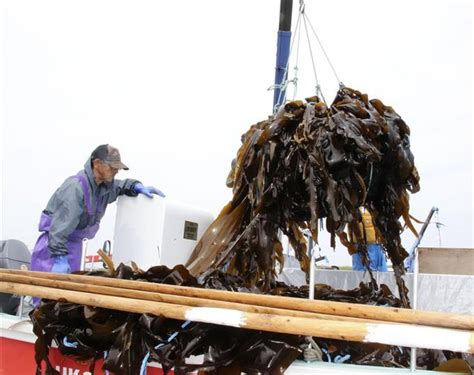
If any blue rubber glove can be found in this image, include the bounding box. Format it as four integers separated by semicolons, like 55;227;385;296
51;255;71;273
134;183;165;198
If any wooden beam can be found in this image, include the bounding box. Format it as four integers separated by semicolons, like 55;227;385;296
1;280;473;353
1;269;473;330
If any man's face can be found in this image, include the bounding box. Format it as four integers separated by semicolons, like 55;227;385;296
93;160;119;183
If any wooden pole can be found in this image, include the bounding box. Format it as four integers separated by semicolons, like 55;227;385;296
0;272;367;323
2;269;471;330
1;281;472;353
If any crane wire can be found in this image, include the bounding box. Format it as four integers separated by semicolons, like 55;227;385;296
302;10;326;103
434;209;443;247
272;0;343;110
291;14;303;100
303;12;343;87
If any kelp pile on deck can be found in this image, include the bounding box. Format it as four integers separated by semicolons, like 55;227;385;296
30;264;434;375
186;87;420;307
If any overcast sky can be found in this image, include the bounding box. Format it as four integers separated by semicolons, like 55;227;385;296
1;0;472;266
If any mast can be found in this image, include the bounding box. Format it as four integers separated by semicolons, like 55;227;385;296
273;0;293;110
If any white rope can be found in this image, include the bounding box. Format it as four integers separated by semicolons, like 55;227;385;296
271;0;343;110
291;17;303;100
304;12;342;87
434;210;443;247
302;12;326;103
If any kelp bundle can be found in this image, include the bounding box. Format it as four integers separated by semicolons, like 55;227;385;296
31;264;422;375
186;87;420;307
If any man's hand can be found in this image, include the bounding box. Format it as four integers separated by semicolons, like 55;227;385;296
51;255;71;273
134;183;165;198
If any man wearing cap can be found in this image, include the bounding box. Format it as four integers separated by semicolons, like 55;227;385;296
30;144;165;275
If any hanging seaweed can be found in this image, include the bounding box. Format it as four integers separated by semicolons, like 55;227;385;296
186;87;420;307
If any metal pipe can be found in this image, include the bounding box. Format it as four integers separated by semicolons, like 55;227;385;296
273;0;293;110
409;206;439;372
408;207;438;266
17;295;24;317
279;0;293;31
308;237;315;300
410;250;420;372
410;206;439;307
80;238;89;271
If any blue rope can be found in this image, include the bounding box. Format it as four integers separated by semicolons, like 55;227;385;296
62;337;78;348
140;320;192;375
334;354;351;363
321;348;331;363
104;351;109;375
63;337;110;374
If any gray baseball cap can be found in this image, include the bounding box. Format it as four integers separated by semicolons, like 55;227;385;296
91;144;129;170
